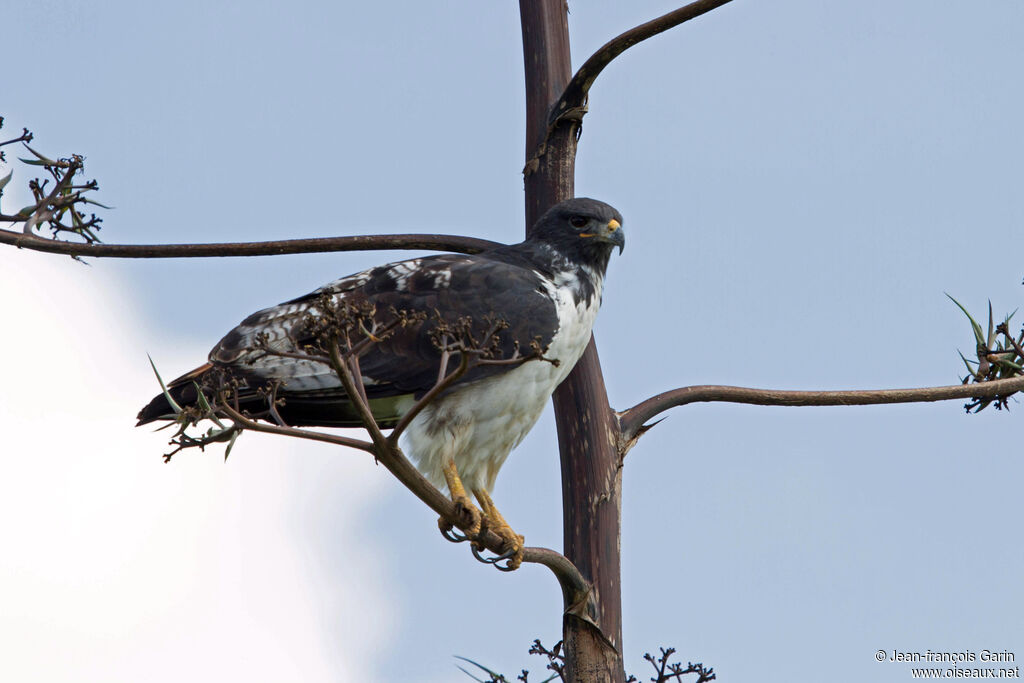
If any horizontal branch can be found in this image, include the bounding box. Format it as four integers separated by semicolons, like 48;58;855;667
0;227;502;259
548;0;735;127
617;375;1024;445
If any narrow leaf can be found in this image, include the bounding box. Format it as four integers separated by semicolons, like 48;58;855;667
148;354;182;414
946;293;985;347
82;198;114;209
987;300;995;348
192;381;226;429
455;666;487;683
21;144;56;164
993;357;1023;373
224;429;240;461
454;656;505;680
957;350;977;378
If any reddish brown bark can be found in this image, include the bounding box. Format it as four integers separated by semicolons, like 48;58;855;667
520;2;625;681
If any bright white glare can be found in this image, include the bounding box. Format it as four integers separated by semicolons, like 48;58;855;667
0;252;394;682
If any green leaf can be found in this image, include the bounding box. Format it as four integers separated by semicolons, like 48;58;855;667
224;429;240;461
993;357;1023;373
82;198;113;209
454;656;506;682
194;384;210;411
21;144;56;164
192;381;226;429
0;169;11;193
946;293;985;347
455;667;487;683
957;349;978;377
148;354;182;414
987;300;995;348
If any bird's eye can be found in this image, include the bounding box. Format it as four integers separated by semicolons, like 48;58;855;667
569;215;588;228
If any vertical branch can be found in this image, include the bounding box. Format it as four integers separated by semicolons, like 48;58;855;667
552;343;624;661
520;2;625;681
520;0;577;229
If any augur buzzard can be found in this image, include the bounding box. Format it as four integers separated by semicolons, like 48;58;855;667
138;197;624;566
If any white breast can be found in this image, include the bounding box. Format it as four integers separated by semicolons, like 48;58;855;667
401;272;603;494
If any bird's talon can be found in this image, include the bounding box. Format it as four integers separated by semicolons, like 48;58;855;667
470;543;491;563
495;530;524;570
470;542;519;569
469;528;524;570
494;557;520;572
438;517;470;543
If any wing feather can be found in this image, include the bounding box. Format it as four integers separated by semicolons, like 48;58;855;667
207;253;561;413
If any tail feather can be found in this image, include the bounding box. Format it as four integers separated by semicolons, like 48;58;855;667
135;362;399;429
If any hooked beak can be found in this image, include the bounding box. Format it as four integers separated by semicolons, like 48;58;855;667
605;218;625;254
580;218;625;253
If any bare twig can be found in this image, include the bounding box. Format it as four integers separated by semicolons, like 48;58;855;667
219;403;375;452
640;647;715;683
528;639;566;681
547;0;735;129
616;375;1024;448
389;351;471;442
0;120;34;158
326;337;389;450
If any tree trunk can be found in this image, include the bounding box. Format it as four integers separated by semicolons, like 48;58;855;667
519;2;625;681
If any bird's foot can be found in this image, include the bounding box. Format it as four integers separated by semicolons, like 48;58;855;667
438;459;482;540
437;491;482;542
477;514;524;571
474;487;524;571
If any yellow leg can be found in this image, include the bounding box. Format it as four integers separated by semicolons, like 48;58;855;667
438;459;481;537
473;487;525;570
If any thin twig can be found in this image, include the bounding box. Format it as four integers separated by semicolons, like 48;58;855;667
348;316;407;358
218;403;376;452
547;0;735;128
327;337;389;450
267;382;289;428
617;375;1024;446
389;352;471;442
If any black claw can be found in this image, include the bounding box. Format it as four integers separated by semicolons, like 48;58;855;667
471;543;517;566
470;543;495;563
441;525;470;544
494;558;519;572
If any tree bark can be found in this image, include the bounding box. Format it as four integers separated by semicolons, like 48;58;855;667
520;2;625;681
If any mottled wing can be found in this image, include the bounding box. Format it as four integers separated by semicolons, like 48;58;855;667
200;253;560;425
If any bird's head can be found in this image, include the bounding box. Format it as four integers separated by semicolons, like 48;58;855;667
531;198;625;270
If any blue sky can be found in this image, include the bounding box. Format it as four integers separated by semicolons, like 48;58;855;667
3;2;1023;681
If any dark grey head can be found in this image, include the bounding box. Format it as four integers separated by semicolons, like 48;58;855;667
529;198;625;271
